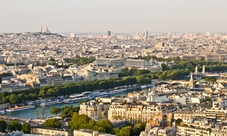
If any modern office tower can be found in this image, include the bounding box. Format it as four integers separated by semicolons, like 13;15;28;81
107;31;111;36
145;30;148;36
40;26;43;33
71;33;75;38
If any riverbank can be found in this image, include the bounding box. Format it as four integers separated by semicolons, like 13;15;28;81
4;88;143;119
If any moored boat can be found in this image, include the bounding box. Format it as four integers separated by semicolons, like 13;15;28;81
92;92;110;98
109;88;127;94
0;110;5;115
6;105;35;112
64;96;89;104
40;100;61;106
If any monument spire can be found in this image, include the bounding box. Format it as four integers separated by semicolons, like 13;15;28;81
195;66;198;74
189;72;194;88
202;65;205;73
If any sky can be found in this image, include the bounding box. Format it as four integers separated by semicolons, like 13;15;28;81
0;0;227;33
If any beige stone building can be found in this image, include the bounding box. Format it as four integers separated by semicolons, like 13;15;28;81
177;126;210;136
79;101;110;119
108;104;167;123
46;76;63;86
175;109;227;123
31;127;73;136
211;126;227;136
174;110;206;122
74;129;115;136
0;82;11;92
181;54;227;62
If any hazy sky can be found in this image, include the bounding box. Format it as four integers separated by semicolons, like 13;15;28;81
1;0;227;33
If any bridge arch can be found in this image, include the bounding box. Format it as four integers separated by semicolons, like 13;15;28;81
157;81;170;85
156;80;189;85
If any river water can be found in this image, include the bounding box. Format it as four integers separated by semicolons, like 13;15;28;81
4;89;141;119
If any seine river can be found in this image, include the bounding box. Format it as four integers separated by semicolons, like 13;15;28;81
4;89;141;119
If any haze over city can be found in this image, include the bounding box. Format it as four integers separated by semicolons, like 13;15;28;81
1;0;227;33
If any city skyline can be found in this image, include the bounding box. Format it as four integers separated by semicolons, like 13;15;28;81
1;0;227;33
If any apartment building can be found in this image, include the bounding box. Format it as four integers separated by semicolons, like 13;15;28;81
108;104;171;123
79;101;110;119
177;126;210;136
74;129;115;136
46;76;63;86
31;127;73;136
174;110;206;123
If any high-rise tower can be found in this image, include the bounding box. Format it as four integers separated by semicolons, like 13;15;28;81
145;30;148;36
107;31;111;36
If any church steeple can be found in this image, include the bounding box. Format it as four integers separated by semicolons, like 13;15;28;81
189;72;194;88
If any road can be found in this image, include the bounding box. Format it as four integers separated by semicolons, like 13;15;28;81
0;115;43;126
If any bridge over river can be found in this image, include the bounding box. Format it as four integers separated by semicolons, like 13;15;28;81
156;80;189;85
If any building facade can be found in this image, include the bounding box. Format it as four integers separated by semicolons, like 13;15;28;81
177;126;210;136
74;129;115;136
79;102;110;119
31;127;73;136
108;104;167;123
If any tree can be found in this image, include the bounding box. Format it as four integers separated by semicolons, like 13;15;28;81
117;126;132;136
49;57;55;61
161;63;170;71
0;120;7;132
112;128;120;135
40;106;47;119
35;108;40;119
50;106;61;115
8;120;22;131
60;105;79;119
9;94;18;104
69;113;91;130
44;119;61;128
129;67;138;75
204;77;217;84
22;123;31;134
132;123;146;136
176;119;182;126
97;120;114;133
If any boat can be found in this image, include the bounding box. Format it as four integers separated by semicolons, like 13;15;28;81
40;99;61;106
92;92;110;98
0;110;5;115
141;85;148;89
64;94;90;104
6;105;35;112
109;88;127;94
82;91;92;96
141;84;153;89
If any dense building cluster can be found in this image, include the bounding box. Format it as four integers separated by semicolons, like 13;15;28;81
2;31;227;136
